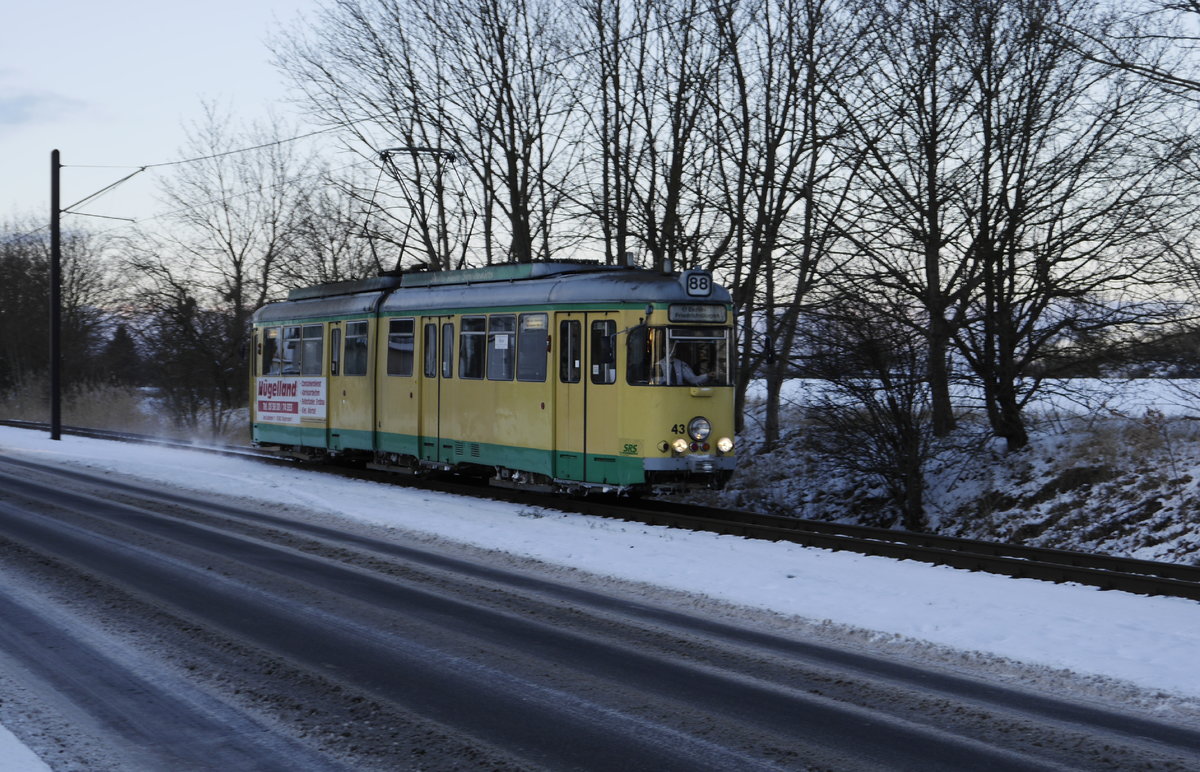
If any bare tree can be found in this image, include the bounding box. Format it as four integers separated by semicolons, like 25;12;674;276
281;167;385;287
123;257;245;436
950;0;1193;450
568;0;647;265
628;0;727;271
803;293;935;531
1064;0;1200;95
124;106;315;430
830;0;1194;451
701;0;865;444
832;0;978;438
276;0;579;268
153;104;313;313
0;220;113;393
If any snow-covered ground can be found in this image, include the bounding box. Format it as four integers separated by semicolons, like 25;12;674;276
0;723;50;772
726;378;1200;562
1;424;1198;765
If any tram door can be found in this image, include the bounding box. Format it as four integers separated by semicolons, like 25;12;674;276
419;316;453;464
555;315;585;480
328;319;374;451
554;312;619;483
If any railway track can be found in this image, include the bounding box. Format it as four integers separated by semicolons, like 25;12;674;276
7;419;1200;602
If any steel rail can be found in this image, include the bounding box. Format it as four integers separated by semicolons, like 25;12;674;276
5;420;1198;601
518;494;1200;601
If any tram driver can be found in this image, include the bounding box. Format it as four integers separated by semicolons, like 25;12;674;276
659;345;712;386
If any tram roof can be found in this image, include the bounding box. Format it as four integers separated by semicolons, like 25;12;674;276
254;261;730;323
380;265;730;313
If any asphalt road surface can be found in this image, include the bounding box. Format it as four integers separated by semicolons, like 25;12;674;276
0;453;1196;770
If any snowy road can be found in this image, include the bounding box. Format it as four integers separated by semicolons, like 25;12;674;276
0;430;1198;768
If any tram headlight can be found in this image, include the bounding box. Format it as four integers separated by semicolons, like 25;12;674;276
717;437;733;453
672;438;690;454
687;417;711;442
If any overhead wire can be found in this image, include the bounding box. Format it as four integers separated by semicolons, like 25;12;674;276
136;126;343;170
54;0;743;227
127;158;375;227
62;167;147;216
52;158;376;241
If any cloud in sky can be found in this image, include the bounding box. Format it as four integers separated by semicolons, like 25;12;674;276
0;90;84;128
1;1;317;220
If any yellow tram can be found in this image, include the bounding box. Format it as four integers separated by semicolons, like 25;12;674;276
250;262;735;493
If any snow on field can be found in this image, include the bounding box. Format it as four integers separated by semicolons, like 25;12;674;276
745;377;1200;418
0;424;1198;761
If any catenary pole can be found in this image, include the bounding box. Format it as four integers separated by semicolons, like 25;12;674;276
50;150;61;441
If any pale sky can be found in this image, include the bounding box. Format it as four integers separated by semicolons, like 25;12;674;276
1;0;322;230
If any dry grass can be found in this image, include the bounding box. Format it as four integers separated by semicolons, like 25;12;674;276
0;377;246;444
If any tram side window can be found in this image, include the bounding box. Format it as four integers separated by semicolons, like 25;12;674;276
387;318;415;377
424;323;437;378
330;328;341;375
279;324;323;375
282;326;302;373
261;327;282;375
487;315;516;380
517;313;548;382
344;320;369;376
301;325;323;375
441;322;454;379
459;316;486;379
591;320;617;385
559;320;581;383
626;325;651;385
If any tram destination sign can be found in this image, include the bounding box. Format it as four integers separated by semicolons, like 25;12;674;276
668;304;727;323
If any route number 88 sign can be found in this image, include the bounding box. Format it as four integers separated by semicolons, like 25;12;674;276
682;270;712;297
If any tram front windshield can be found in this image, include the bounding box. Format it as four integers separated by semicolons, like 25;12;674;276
627;326;731;386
